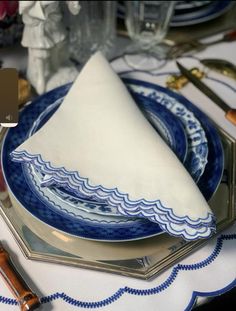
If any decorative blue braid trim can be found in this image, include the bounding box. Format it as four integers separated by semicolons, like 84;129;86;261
0;233;235;309
11;150;215;241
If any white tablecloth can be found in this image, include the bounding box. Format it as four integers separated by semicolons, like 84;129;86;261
0;37;236;311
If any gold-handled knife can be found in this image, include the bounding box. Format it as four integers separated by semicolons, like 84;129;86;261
0;242;41;310
176;61;236;126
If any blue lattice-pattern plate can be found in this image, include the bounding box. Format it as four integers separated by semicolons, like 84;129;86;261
1;84;189;242
1;80;223;241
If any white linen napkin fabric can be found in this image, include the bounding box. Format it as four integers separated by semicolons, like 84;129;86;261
11;52;215;240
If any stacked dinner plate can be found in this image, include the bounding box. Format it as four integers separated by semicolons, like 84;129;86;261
171;0;233;26
1;56;224;255
117;0;233;27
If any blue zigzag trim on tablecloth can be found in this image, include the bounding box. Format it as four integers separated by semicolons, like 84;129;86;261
1;233;235;309
11;150;216;240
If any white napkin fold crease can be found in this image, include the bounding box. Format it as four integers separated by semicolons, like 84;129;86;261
11;52;215;241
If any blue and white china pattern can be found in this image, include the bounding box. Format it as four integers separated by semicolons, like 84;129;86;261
12;147;216;241
125;79;208;182
24;162;158;240
171;0;233;27
3;81;223;240
117;0;233;27
26;163;120;218
2;84;165;242
26;92;188;218
133;92;188;163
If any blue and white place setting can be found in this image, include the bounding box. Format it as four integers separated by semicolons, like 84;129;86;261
0;50;235;311
9;52;217;241
0;2;236;309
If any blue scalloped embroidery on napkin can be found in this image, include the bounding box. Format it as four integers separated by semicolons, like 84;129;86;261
11;150;215;241
1;233;235;309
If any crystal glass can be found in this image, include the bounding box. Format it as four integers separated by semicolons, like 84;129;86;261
69;1;117;65
125;1;175;70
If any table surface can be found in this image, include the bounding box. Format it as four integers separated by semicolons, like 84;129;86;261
0;31;236;311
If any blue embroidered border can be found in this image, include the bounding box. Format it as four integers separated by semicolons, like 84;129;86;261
1;233;235;309
11;150;215;241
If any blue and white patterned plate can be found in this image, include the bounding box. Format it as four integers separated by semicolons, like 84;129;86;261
171;0;233;27
125;79;208;182
124;78;223;201
117;0;232;27
26;91;188;218
1;84;174;242
133;92;188;162
1;80;223;242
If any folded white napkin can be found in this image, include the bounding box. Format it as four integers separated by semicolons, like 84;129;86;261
11;52;215;240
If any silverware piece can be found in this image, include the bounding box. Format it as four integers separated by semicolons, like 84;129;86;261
201;58;236;81
0;242;41;311
176;61;236;126
169;29;236;58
